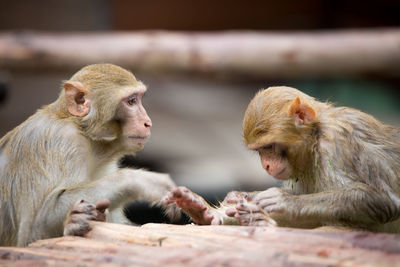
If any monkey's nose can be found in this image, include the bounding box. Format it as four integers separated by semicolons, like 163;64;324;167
144;120;152;128
263;164;272;175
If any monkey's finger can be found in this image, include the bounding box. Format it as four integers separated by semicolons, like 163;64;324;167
96;199;110;213
171;187;183;198
236;203;260;212
225;207;237;217
241;213;266;221
64;222;91;236
71;201;96;214
252;219;277;227
237;216;255;226
257;197;279;209
235;210;263;219
202;211;214;222
163;192;177;205
238;213;276;227
211;217;222;225
172;186;192;199
73;199;90;207
96;211;107;222
224;192;248;204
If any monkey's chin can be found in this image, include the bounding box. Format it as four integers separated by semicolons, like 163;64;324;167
272;168;291;180
125;136;149;150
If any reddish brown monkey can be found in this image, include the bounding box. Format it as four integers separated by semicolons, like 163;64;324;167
166;86;400;232
0;64;179;246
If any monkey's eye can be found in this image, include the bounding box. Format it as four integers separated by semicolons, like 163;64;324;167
263;143;274;150
127;96;137;106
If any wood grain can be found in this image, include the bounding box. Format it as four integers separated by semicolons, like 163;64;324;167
1;222;400;266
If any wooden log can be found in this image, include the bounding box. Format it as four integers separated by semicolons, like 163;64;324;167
0;222;400;266
0;29;400;78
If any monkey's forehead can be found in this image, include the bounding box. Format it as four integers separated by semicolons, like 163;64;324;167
120;82;147;97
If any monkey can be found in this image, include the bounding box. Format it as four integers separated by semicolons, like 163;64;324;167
165;86;400;233
0;64;180;246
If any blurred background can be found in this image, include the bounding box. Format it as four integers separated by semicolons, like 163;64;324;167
0;0;399;223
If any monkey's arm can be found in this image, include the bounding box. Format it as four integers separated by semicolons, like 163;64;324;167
30;168;178;243
60;169;177;210
251;185;400;229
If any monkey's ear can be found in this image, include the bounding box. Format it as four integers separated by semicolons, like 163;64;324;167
64;81;91;117
288;97;316;125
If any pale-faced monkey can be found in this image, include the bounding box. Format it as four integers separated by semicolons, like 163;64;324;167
165;86;400;233
0;64;180;246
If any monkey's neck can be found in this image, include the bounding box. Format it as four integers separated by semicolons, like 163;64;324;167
86;140;126;178
91;139;125;159
287;124;320;194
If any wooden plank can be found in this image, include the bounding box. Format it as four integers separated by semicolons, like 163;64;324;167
1;222;400;266
0;29;400;78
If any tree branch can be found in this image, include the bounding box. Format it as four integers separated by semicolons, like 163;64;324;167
1;29;400;78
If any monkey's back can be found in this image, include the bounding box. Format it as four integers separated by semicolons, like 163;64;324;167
0;108;89;245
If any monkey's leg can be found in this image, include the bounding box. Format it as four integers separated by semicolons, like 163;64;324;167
164;186;227;225
64;199;109;236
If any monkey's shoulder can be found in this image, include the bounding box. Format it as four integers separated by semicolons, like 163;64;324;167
1;109;85;155
318;107;400;174
327;107;398;140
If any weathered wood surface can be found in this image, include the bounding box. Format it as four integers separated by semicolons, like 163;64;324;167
1;222;400;266
1;29;400;78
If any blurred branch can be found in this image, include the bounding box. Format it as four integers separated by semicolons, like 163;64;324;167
0;29;399;78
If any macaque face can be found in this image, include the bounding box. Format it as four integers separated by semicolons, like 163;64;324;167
255;143;292;180
116;86;152;150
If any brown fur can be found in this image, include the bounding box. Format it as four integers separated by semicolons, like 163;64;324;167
0;64;179;246
240;86;400;232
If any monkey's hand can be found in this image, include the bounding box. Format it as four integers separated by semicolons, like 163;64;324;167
158;185;182;223
221;191;250;205
252;187;295;223
126;170;182;223
227;201;277;226
63;199;110;236
163;186;223;225
161;197;182;223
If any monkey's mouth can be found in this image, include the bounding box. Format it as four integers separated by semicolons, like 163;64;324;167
128;136;148;140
